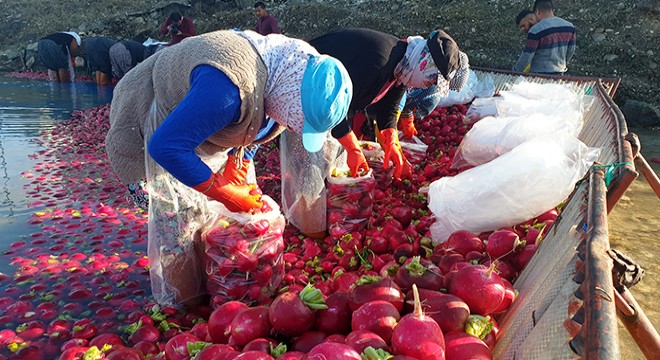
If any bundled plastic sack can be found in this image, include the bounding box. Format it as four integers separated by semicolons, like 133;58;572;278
452;109;584;168
429;136;600;244
399;131;429;166
326;168;376;238
463;97;501;125
435;70;495;108
360;140;393;189
202;196;285;307
280;131;346;235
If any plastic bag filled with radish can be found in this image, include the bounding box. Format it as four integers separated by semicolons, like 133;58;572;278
144;100;250;307
326;168;376;237
428;136;600;243
398;131;429;166
280;131;346;235
202;196;285;306
360;141;393;188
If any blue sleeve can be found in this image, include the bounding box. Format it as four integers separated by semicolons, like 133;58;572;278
147;65;242;187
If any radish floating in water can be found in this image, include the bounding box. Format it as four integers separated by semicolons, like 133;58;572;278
391;285;445;360
269;284;327;337
448;264;505;316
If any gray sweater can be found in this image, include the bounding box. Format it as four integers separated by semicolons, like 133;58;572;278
513;16;576;74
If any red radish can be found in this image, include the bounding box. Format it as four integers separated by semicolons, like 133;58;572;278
443;331;492;360
292;331;327;353
208;301;249;343
391;285;445;360
492;279;517;314
190;322;212;342
164;333;200;360
269;284;327;337
315;292;352;334
390;206;413;228
345;330;388;353
333;272;360;293
133;341;160;357
324;334;346;343
448;264;505;316
128;324;160;345
438;253;465;275
482;260;517;283
303;342;362;360
89;333;125;349
403;288;470;333
368;235;390;254
349;276;404;312
485;231;525;260
391;356;420;360
234;351;275;360
231;306;271;347
446;230;484;256
196;345;239;360
351;300;400;343
106;348;143;360
513;244;537;271
58;346;89;360
243;338;279;353
279;352;306;360
395;256;443;292
536;208;558;223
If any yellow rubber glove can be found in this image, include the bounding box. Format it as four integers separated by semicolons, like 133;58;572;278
192;173;263;213
378;128;413;180
337;131;370;177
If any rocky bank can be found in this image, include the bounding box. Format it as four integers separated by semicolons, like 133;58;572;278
0;0;658;125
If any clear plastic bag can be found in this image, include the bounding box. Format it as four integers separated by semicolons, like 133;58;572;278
435;70;495;108
463;97;501;126
398;131;429;166
360;140;393;189
202;196;285;307
452;110;584;168
280;131;346;235
429;136;600;244
145;100;217;307
326;168;376;238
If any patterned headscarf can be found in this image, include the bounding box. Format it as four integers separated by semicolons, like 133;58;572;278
393;36;440;89
238;30;319;134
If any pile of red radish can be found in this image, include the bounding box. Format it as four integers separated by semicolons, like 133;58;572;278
0;102;561;360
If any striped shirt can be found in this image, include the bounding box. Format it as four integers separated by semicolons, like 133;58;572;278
513;16;576;74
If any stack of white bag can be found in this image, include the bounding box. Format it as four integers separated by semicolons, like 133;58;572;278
427;81;601;244
453;81;594;168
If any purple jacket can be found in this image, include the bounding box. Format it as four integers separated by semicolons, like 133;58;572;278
255;15;280;36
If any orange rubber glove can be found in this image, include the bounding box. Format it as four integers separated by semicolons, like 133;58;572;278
192;172;263;213
337;131;370;177
223;155;250;185
398;111;418;139
378;128;413;180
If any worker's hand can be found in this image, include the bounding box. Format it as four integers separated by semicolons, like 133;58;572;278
398;112;418;139
379;128;413;180
127;180;149;211
223;155;250;185
193;173;263;213
337;131;370;177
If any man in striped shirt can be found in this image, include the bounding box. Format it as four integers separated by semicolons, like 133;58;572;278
513;0;576;75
